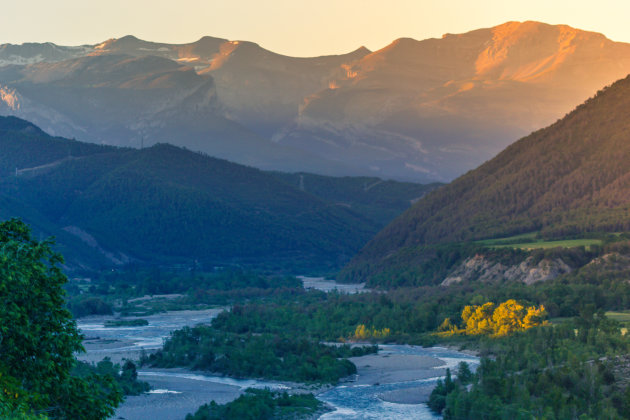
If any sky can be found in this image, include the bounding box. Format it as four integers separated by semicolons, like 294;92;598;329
1;0;629;56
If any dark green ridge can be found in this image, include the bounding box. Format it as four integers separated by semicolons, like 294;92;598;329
0;116;433;272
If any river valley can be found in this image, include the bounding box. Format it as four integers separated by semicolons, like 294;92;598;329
77;280;478;420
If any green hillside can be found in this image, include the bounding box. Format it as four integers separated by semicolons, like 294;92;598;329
341;75;630;284
0;116;431;272
0;116;112;177
272;172;440;226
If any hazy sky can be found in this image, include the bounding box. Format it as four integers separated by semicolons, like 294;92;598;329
1;0;629;56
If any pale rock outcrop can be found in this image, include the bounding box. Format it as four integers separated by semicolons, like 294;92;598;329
586;253;630;269
441;254;573;286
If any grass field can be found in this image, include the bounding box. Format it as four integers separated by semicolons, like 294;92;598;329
496;239;603;250
551;313;629;336
548;317;573;325
476;232;538;246
605;311;630;326
605;311;630;336
476;232;602;250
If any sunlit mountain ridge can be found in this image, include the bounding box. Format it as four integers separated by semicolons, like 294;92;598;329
2;21;630;181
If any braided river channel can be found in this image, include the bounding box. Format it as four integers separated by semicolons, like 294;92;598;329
77;279;478;419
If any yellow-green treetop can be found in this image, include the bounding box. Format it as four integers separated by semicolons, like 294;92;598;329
461;299;546;336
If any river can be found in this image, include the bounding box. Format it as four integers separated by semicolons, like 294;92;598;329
76;280;478;420
318;345;478;420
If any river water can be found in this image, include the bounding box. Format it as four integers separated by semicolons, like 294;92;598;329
78;308;224;359
77;281;478;420
318;345;478;420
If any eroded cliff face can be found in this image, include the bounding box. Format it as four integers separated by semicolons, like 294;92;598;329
441;254;573;286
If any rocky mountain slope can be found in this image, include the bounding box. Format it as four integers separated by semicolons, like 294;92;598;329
0;53;347;175
440;254;572;286
280;21;630;180
0;42;90;66
2;22;630;181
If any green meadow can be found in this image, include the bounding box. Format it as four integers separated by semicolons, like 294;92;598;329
477;232;603;250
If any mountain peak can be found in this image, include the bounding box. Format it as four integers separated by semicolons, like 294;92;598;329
488;20;584;42
389;37;420;47
118;35;140;42
194;35;228;44
491;20;585;33
352;46;371;55
473;20;612;81
92;35;159;54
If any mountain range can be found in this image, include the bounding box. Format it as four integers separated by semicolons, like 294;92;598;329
340;73;630;284
0;116;434;272
2;21;630;181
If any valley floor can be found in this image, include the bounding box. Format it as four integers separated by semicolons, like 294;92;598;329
110;350;462;420
76;303;478;419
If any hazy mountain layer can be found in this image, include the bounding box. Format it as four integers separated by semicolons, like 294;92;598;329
0;54;347;174
2;22;630;181
340;73;630;283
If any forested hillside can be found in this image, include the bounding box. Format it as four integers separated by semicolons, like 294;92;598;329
341;74;630;283
0;116;430;272
0;220;124;418
272;172;439;226
0;116;112;176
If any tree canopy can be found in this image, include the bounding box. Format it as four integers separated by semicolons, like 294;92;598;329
461;299;547;336
0;219;122;419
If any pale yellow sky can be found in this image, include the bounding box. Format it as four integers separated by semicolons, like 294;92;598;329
1;0;628;56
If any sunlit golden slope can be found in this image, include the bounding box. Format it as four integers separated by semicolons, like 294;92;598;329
335;21;630;92
281;21;630;181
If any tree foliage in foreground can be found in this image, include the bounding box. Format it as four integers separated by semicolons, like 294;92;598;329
73;358;150;396
0;219;122;419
